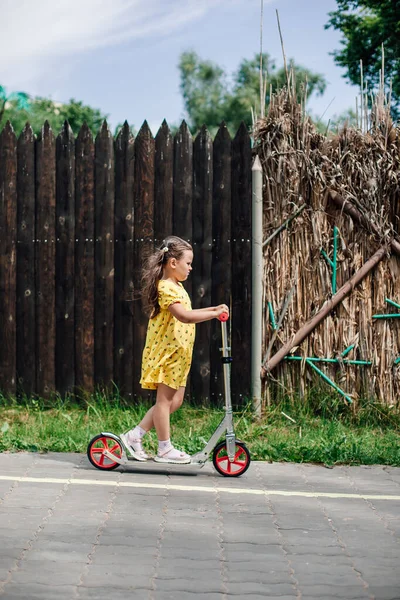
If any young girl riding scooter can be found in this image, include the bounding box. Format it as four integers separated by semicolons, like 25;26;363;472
121;236;229;464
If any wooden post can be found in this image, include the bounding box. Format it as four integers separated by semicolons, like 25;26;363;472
262;244;388;376
75;123;95;393
0;122;17;395
94;121;114;388
231;122;252;405
17;124;36;396
133;121;155;399
114;123;135;399
211;122;232;404
36;122;56;397
192;125;213;404
56;121;75;395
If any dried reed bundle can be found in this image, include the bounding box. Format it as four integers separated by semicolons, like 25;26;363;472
254;88;400;407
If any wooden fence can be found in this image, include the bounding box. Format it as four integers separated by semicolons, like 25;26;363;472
0;119;252;405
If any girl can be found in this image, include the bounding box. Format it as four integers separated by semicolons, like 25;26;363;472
121;235;229;464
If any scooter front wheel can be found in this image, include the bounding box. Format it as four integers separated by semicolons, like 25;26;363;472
212;440;251;477
87;434;123;471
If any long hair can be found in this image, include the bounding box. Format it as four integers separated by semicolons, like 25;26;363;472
141;236;193;318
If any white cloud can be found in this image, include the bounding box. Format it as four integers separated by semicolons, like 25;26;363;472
0;0;246;89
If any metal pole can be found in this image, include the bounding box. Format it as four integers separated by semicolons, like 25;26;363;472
252;155;263;416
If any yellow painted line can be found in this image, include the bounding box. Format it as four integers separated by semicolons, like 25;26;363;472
0;475;399;501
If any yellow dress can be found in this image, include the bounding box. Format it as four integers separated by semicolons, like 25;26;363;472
140;280;196;391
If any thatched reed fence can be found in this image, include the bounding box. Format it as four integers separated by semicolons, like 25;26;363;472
255;91;400;407
0;119;252;404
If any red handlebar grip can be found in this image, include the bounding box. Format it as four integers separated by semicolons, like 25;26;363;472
219;312;229;322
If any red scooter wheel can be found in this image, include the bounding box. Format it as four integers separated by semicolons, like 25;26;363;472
212;440;251;477
87;434;123;471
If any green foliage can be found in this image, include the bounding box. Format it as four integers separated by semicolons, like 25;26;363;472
0;389;399;466
179;51;327;135
0;93;108;137
326;0;400;114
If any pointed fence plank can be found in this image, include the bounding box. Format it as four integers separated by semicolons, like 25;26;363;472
75;123;95;392
173;121;193;299
231;122;252;404
192;125;213;403
36;122;56;397
211;123;232;403
16;124;36;395
154;120;173;244
94;121;115;388
133;121;155;399
56;122;75;395
0;122;17;395
114;123;135;399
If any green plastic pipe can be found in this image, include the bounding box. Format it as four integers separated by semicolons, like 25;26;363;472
385;298;400;309
320;248;334;268
305;359;353;403
285;356;371;366
341;344;355;357
372;314;400;319
332;226;338;294
268;302;277;330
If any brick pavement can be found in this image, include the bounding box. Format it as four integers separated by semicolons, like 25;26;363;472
0;452;399;599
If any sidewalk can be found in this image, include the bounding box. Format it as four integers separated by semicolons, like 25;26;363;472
0;451;399;599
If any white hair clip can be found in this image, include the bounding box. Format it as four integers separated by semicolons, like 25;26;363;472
162;246;168;253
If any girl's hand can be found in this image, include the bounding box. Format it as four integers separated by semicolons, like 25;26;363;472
215;304;229;318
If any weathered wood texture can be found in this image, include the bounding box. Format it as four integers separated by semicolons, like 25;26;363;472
16;124;35;395
0;123;17;394
0;120;252;404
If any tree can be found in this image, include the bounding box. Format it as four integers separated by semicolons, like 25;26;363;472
0;93;109;136
0;86;30;127
326;0;400;114
179;51;327;134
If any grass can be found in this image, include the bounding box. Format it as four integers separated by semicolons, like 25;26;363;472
0;389;399;466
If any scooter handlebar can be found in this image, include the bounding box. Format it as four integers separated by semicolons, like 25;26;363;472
218;312;229;322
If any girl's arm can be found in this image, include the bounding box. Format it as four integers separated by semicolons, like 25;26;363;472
169;303;229;324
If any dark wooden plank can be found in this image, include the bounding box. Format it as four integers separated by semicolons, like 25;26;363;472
0;122;17;395
154;120;173;245
35;121;56;397
16;124;36;395
211;122;232;405
133;121;155;400
173;121;193;298
231;122;252;405
56;121;75;395
191;125;213;404
94;121;115;388
114;122;135;400
75;123;95;393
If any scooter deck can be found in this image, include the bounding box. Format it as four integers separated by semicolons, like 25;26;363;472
124;455;206;473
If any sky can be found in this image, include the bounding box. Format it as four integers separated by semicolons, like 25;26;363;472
1;0;361;135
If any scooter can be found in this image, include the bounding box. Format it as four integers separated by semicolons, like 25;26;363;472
87;314;251;477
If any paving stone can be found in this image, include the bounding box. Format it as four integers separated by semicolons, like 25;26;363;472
154;576;223;593
0;583;77;599
297;584;371;598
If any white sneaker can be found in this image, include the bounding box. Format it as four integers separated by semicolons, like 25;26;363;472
120;433;149;462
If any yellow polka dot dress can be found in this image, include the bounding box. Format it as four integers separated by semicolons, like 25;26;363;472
140;280;196;391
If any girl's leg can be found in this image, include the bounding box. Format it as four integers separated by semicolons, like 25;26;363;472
122;385;187;463
152;384;184;440
152;384;189;463
138;388;184;432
